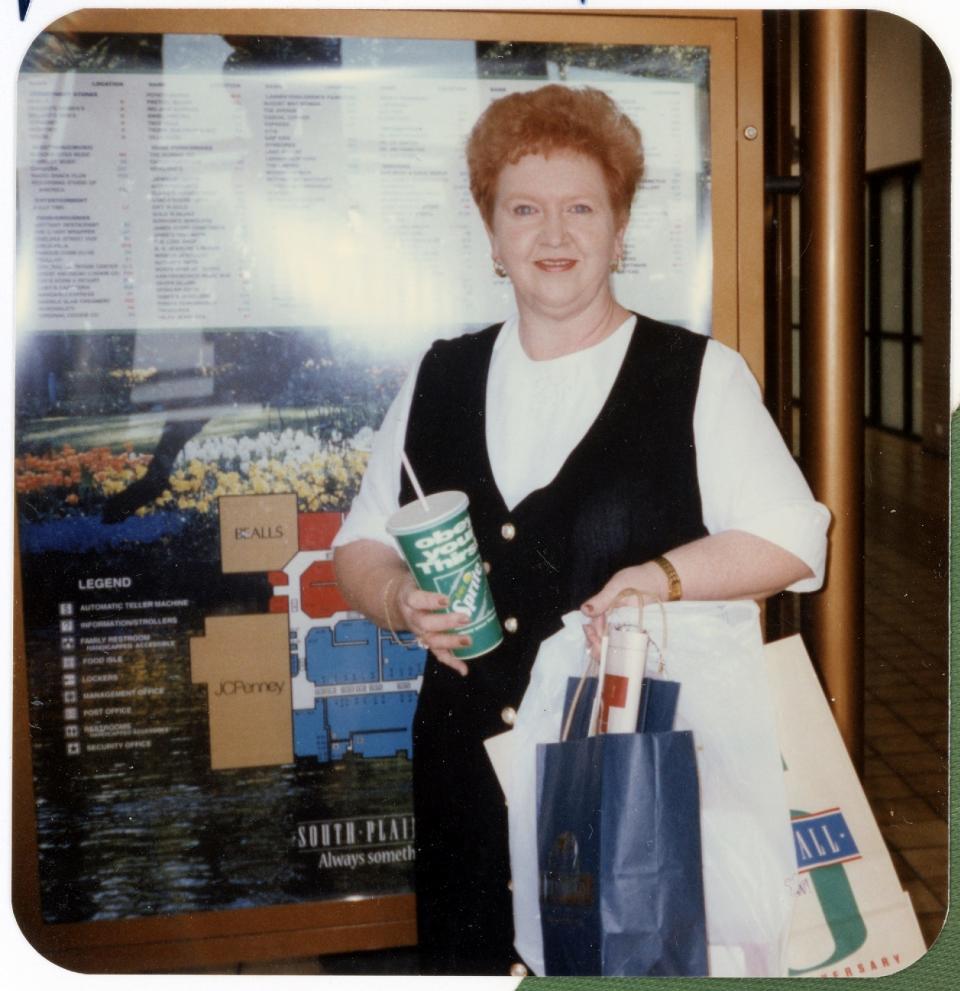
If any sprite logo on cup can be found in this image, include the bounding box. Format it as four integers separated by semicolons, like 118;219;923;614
449;561;486;617
437;560;491;631
387;490;503;660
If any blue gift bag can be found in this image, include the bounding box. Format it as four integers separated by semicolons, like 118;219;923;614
537;690;708;975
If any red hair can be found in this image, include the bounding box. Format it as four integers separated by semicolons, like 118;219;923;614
466;84;644;227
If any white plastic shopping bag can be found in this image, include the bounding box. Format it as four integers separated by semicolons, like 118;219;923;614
637;601;798;977
497;601;797;977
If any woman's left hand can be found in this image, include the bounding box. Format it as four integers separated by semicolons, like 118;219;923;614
580;562;667;660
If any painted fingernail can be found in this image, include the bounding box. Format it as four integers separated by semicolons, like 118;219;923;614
438;596;449;607
459;636;472;646
582;603;594;614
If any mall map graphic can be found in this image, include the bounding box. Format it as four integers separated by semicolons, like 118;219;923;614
191;495;424;771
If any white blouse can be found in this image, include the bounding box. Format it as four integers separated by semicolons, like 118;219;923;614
334;314;830;593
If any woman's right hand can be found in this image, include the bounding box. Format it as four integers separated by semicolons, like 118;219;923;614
392;575;473;676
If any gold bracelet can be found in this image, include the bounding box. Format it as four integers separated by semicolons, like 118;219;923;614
383;575;421;650
382;576;403;642
652;555;682;601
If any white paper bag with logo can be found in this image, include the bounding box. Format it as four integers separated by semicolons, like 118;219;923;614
497;601;797;977
764;636;927;978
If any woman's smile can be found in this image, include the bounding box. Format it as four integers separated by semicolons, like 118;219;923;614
534;257;578;272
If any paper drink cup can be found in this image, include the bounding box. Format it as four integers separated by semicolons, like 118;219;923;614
386;490;503;660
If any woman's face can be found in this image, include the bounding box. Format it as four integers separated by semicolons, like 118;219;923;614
486;151;625;323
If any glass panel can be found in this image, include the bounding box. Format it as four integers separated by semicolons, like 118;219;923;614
913;341;923;437
16;29;716;927
881;338;904;430
912;177;923;338
880;177;904;334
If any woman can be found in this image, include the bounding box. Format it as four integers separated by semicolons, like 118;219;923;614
334;85;829;975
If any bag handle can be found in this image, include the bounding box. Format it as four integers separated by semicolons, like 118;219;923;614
560;648;598;743
606;587;668;665
561;587;671;743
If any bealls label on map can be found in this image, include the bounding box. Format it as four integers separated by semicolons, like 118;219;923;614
218;493;299;574
234;524;285;540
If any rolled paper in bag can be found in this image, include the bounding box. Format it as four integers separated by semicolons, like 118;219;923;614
386;490;503;659
598;622;648;734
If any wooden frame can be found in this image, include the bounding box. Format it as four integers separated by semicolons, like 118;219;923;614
12;6;765;972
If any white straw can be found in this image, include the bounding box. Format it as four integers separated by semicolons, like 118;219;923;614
401;450;431;513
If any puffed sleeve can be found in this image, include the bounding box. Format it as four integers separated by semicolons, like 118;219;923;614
695;340;831;592
331;358;420;550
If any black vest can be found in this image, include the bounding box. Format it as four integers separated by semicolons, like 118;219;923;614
401;313;709;737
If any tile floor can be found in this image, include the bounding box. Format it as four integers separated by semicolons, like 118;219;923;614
174;427;952;974
859;428;950;950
